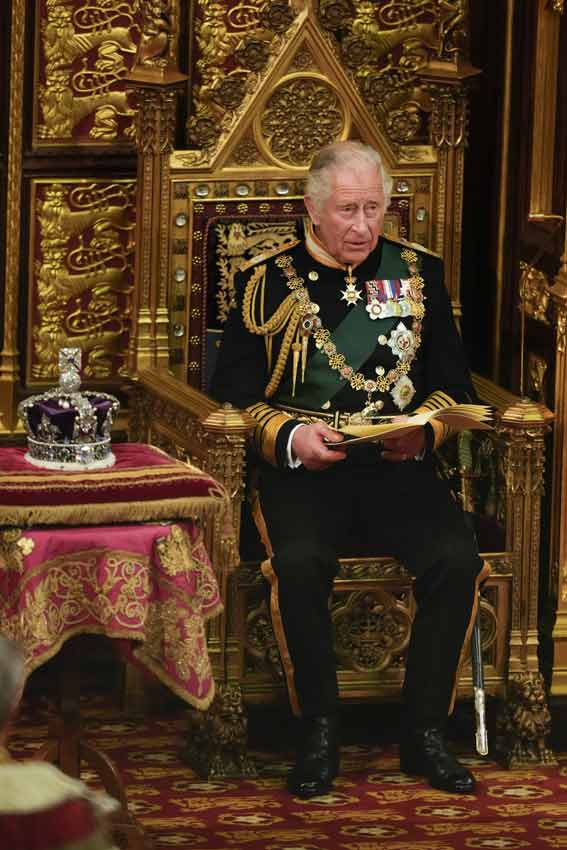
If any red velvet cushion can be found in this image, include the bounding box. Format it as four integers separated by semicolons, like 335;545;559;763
0;443;228;527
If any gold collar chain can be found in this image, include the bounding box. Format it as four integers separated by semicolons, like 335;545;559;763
276;248;425;402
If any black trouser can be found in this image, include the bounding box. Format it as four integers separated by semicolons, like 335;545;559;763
258;453;484;727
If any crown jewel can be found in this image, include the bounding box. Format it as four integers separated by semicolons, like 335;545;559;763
18;348;120;471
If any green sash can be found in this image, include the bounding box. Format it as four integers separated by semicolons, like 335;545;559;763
276;307;398;409
275;241;414;410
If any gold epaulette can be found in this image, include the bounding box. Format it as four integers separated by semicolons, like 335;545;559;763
239;240;301;274
384;233;442;259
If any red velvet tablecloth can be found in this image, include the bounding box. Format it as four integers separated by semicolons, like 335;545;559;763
0;442;230;709
0;521;222;709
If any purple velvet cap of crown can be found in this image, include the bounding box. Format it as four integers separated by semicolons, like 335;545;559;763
26;395;114;441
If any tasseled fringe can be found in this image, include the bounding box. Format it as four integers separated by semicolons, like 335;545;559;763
2;497;229;531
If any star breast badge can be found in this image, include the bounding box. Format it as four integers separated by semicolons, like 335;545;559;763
340;281;363;306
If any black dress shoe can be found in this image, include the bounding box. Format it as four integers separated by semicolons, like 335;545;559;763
400;727;476;794
287;714;340;799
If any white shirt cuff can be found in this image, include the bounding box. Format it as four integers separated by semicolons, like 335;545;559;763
286;423;305;468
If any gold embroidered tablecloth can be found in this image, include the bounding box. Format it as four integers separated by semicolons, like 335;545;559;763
0;521;222;710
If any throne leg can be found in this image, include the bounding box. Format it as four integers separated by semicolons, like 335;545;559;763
183;683;258;779
495;671;557;767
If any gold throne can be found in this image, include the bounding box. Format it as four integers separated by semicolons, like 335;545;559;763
126;0;555;774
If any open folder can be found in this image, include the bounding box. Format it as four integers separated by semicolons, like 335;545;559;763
325;403;494;449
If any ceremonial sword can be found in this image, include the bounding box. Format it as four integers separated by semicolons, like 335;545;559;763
471;607;488;756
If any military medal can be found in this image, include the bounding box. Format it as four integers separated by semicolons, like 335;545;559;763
273;247;425;412
340;266;362;306
366;300;382;319
391;375;415;411
387;321;416;361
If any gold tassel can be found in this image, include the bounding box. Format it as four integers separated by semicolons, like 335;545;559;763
291;340;301;397
301;334;308;383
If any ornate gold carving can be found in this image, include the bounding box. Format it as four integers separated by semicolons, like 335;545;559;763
136;87;178;156
386;103;422;143
319;0;356;32
260;76;346;166
1;0;25;432
259;0;295;32
184;683;257;778
332;589;412;672
137;0;176;68
498;400;553;680
316;0;471;159
36;0;140;144
548;227;567;693
337;556;410;581
557;310;567;357
291;45;316;71
246;601;284;679
527;353;548;403
214;220;299;324
428;85;468;149
235;38;270;72
519;261;551;324
496;671;556;767
186;0;302;156
529;0;563;220
31;181;135;381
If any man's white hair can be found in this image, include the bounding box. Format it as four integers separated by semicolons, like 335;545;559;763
0;634;25;729
305;140;393;211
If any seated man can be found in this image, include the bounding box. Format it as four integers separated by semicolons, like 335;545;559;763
0;634;120;850
212;140;488;799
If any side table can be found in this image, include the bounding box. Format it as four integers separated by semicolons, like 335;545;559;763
0;443;231;850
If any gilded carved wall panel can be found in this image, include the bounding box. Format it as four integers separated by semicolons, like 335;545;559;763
187;0;303;154
28;180;136;383
187;0;468;158
34;0;141;146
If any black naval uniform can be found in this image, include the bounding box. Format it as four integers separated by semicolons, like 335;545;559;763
212;229;485;731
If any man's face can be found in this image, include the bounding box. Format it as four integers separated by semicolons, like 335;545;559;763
305;164;386;266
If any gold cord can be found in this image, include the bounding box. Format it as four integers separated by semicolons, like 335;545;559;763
265;310;302;397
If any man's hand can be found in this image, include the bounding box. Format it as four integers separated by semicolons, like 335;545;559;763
381;427;426;462
291;422;347;471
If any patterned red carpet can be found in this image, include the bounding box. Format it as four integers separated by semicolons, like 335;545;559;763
7;691;567;850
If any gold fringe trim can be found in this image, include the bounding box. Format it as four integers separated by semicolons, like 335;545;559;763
448;559;492;715
8;616;222;712
1;497;228;530
260;557;300;717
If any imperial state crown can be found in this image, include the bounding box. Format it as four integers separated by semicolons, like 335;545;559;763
18;348;120;471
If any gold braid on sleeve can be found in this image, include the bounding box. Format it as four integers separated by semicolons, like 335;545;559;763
242;264;303;398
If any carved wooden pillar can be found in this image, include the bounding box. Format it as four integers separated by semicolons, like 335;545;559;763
0;0;25;431
495;400;555;766
549;238;567;694
499;401;553;672
423;64;479;322
126;1;187;373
